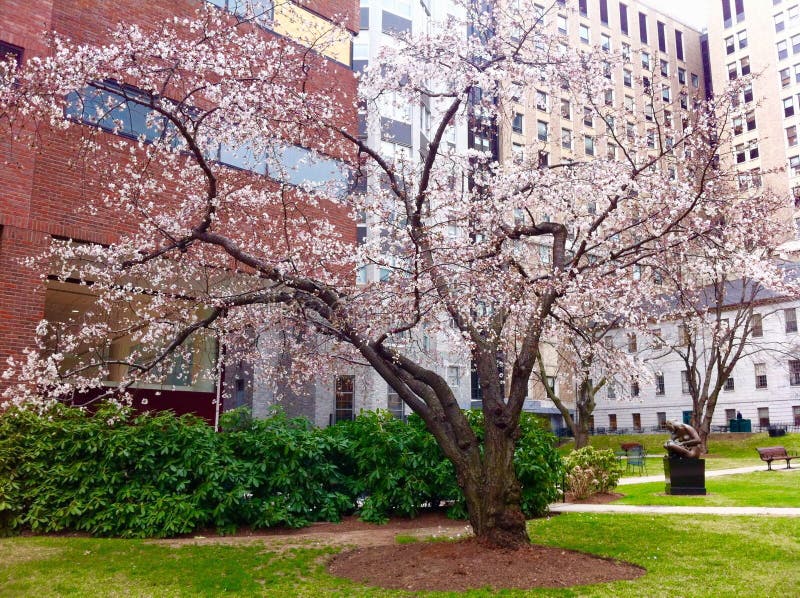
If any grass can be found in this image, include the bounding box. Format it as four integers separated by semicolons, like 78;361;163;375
3;514;800;596
616;468;800;507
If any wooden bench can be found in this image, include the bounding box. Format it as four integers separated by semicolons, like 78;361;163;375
756;446;797;470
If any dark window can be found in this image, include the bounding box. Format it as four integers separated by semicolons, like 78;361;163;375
599;0;609;24
608;414;617;431
639;12;648;43
334;375;355;422
657;21;666;53
0;40;23;66
631;381;639;397
752;313;763;337
722;0;732;28
724;377;735;391
512;112;524;134
620;3;629;34
657;411;667;429
579;0;587;17
786;307;798;332
632;413;641;430
387;387;404;418
675;30;684;60
735;0;745;22
655;373;665;395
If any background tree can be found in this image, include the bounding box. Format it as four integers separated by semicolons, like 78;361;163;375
0;0;789;547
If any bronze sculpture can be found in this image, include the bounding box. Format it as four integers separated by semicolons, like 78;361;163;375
663;421;702;459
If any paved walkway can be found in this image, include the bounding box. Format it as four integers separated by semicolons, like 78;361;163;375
552;465;800;516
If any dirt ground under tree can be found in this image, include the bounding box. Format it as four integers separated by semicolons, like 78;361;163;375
159;508;644;592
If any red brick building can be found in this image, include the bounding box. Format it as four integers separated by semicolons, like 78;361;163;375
0;0;358;421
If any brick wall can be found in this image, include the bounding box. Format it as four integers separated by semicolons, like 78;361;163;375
0;0;357;398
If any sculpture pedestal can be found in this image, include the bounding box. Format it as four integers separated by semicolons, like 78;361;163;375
664;456;706;495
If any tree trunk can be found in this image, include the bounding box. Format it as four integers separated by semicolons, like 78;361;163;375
574;414;591;449
458;421;529;549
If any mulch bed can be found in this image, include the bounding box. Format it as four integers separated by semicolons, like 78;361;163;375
328;537;645;592
564;491;624;504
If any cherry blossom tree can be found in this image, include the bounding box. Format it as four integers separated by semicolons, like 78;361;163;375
1;0;790;547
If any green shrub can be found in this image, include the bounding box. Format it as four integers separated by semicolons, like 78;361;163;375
323;411;459;523
0;404;563;537
563;446;624;498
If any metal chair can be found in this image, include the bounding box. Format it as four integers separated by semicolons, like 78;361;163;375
626;446;647;475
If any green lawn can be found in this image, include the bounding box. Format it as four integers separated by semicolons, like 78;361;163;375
561;432;799;474
3;514;800;596
615;469;800;507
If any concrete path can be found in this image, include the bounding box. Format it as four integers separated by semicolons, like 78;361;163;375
552;466;799;516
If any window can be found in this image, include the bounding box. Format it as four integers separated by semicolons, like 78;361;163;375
743;84;753;103
334;375;355;422
733;116;743;135
207;0;274;19
557;14;567;35
580;24;590;44
728;62;738;80
623;69;633;87
607;382;616;399
583;107;593;127
794;405;800;426
655;373;665;395
735;0;745;22
537;120;548;141
560;99;571;119
512;112;524;134
788;125;798;147
781;66;791;87
790;360;800;385
625;95;635;112
791;155;800;175
584;135;594;156
758;407;770;427
447;365;461;387
627;333;637;353
678;67;686;84
604;89;614;106
792;4;800;26
746;111;757;131
662;86;671;102
632;413;641;430
639;12;648;44
536;90;548;111
66;82;166;142
740;56;750;75
779;40;789;60
738;30;748;49
641;51;651;70
561;128;572;149
724;377;735;391
607;143;617;159
599;0;609;24
691;73;700;88
675;30;684;60
793;34;800;54
387;386;404;418
660;59;669;77
681;370;691;394
736;144;746;163
657;411;667;429
776;12;786;32
786;307;798;332
601;33;611;52
579;0;587;17
620;3;629;35
0;40;23;66
755;363;768;389
723;0;732;27
657;21;666;53
630;381;640;397
608;413;617;431
622;42;631;62
725;35;735;54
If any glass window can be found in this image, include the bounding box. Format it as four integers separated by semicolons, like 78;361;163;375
632;413;641;430
561;128;572;149
738;30;748;49
601;33;611;52
681;370;691;394
779;40;789;60
584;135;594;155
537;120;548;141
758;407;770;427
560;99;571;119
655;373;665;395
755;363;768;389
785;307;798;332
623;69;633;87
447;365;461;387
580;24;590;44
790;360;800;386
387;386;404;418
724;377;735;391
334;375;355;422
751;313;763;337
641;51;651;70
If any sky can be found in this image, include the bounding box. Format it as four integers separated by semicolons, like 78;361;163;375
641;0;711;31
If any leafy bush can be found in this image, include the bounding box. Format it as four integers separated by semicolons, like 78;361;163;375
323;411;460;523
0;404;563;537
563;446;624;498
